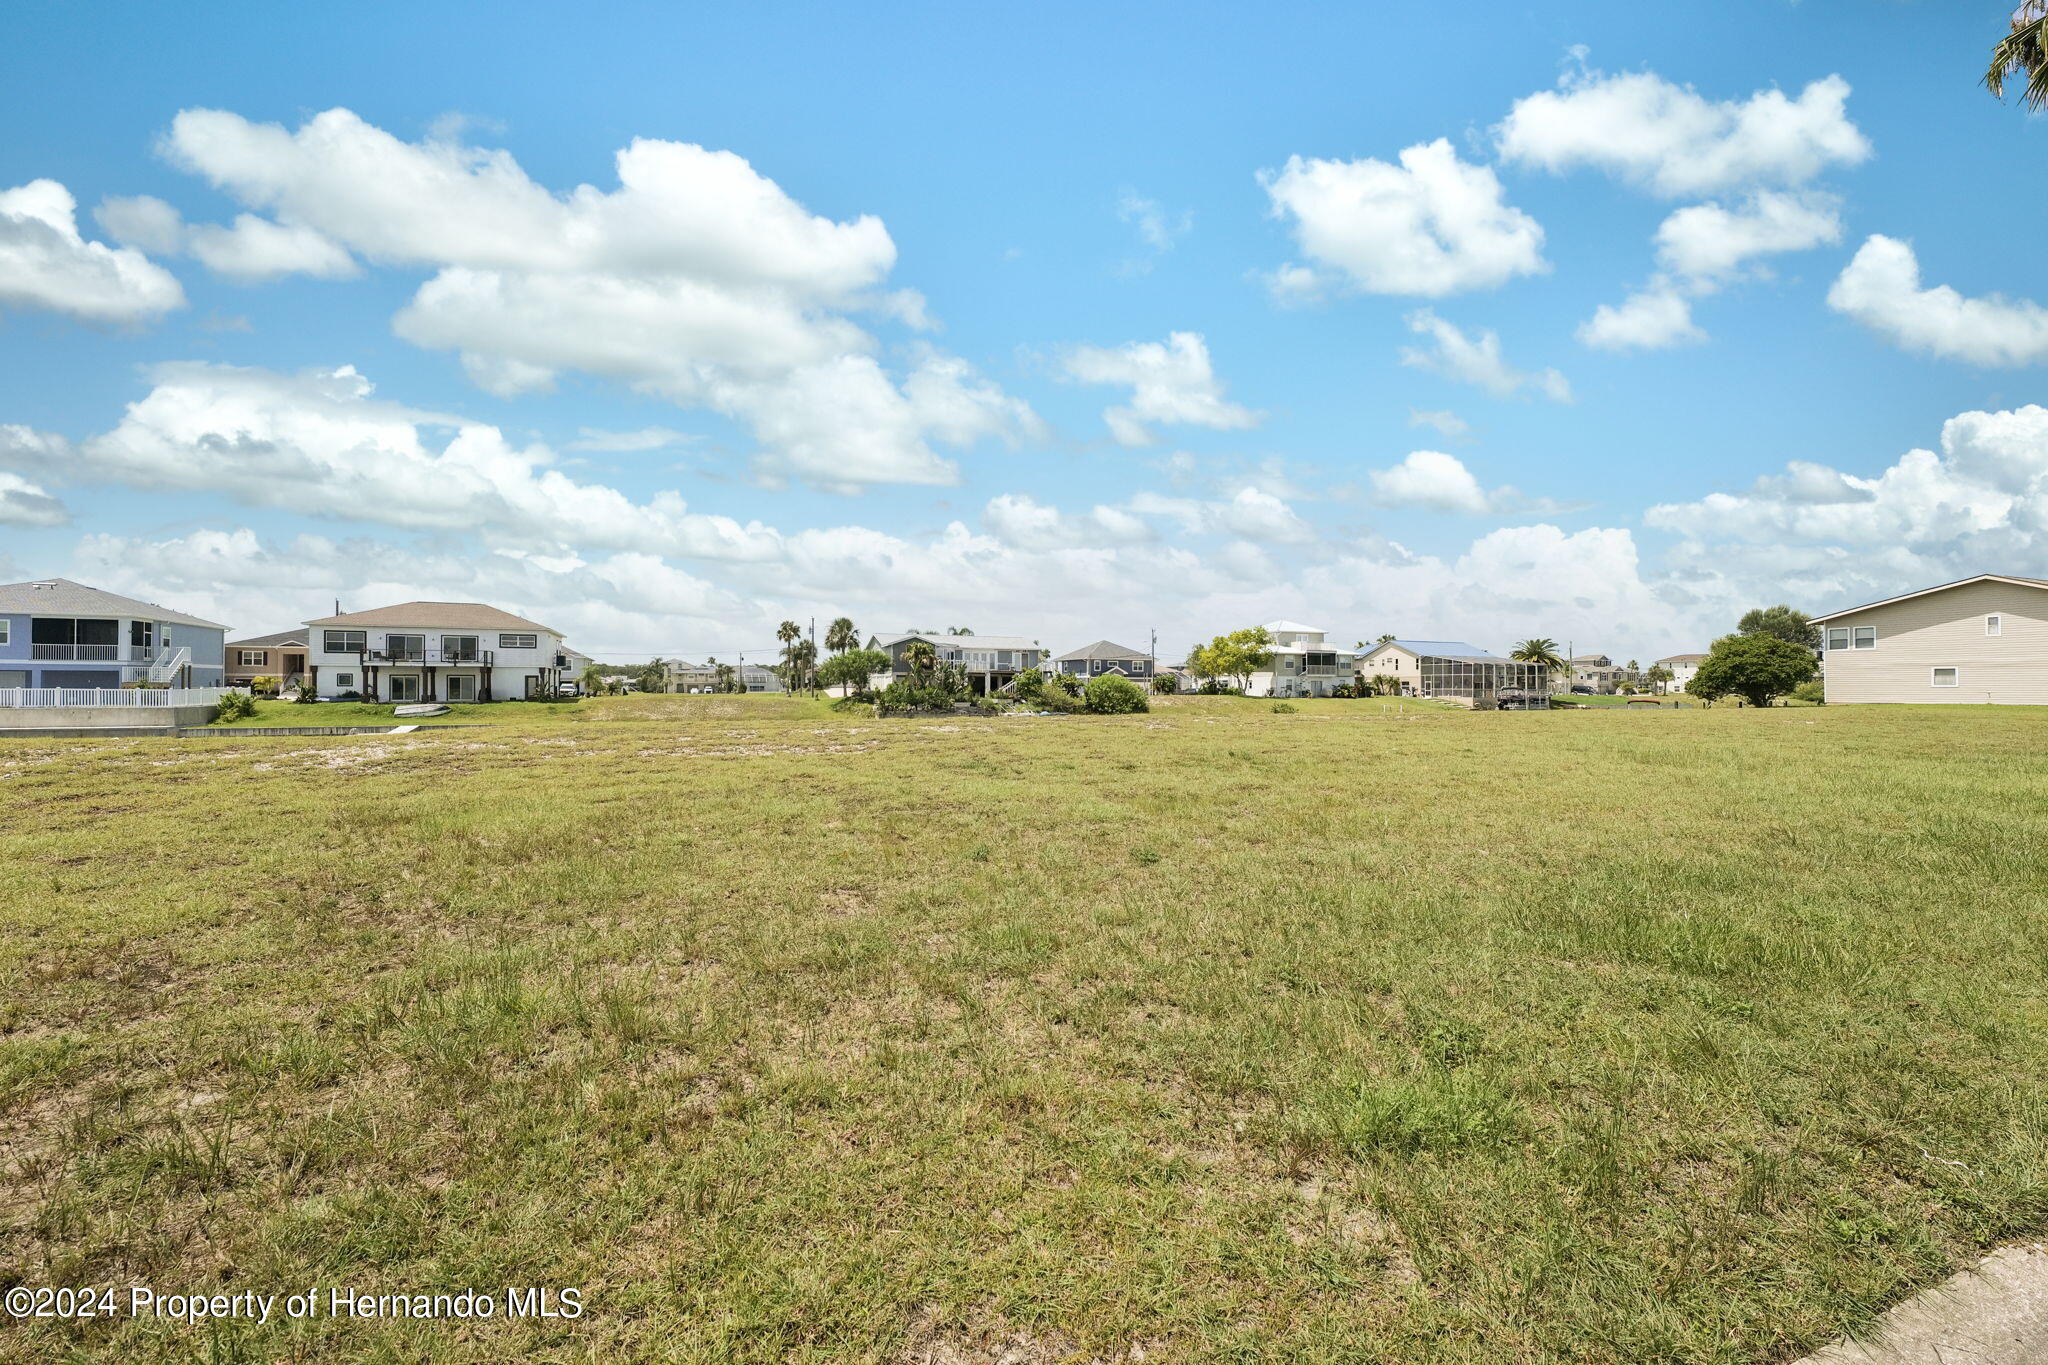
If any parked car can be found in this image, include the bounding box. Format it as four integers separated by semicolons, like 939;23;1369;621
1570;684;1595;695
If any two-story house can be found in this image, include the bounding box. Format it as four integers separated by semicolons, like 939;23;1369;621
1049;640;1153;683
866;633;1047;695
1571;654;1627;693
0;577;226;690
665;660;784;694
1246;621;1357;698
303;601;571;702
225;629;310;691
1355;639;1501;698
1652;653;1706;694
1812;573;2048;704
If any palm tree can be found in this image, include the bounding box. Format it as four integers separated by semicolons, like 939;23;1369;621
1988;2;2048;110
1511;638;1567;689
825;617;858;654
776;620;801;688
904;639;937;684
789;638;818;693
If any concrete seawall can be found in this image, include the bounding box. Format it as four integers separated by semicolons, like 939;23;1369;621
0;704;218;731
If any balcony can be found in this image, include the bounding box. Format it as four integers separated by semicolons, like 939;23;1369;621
366;647;493;665
30;643;163;662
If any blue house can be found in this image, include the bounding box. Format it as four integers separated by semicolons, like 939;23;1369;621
0;578;228;690
1049;639;1154;682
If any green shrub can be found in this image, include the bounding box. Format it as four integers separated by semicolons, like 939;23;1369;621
249;674;280;697
1150;671;1179;694
1083;673;1148;714
1791;679;1826;705
1014;667;1085;712
214;691;258;722
1271;701;1297;714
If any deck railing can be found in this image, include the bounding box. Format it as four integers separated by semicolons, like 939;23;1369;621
0;687;227;708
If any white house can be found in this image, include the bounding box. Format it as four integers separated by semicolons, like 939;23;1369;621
1653;653;1706;694
1246;621;1356;698
1811;573;2048;705
303;601;571;702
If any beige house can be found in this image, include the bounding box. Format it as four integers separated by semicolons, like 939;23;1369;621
225;629;308;691
1811;574;2048;705
1355;639;1491;696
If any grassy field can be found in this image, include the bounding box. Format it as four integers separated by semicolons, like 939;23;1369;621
208;699;575;727
3;694;2044;1363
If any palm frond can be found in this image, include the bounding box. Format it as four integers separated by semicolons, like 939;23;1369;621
1986;12;2048;109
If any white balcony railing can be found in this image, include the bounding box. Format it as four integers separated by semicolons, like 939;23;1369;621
0;687;227;708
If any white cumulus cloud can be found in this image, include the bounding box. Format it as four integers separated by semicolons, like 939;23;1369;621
0;471;69;527
1400;309;1571;401
0;180;185;323
1496;69;1870;198
1368;449;1577;517
1577;284;1704;352
0;362;784;563
1060;331;1261;445
1827;235;2048;367
1259;139;1546;298
142;107;1036;488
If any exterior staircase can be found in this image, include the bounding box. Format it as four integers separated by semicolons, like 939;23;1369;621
148;646;191;684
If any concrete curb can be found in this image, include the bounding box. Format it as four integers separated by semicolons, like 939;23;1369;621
1795;1245;2048;1364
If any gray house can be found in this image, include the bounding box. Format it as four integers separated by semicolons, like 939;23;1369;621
0;577;226;689
866;632;1047;695
1050;639;1153;682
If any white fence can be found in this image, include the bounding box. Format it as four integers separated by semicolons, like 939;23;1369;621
0;688;227;709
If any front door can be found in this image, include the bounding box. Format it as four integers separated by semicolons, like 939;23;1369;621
284;653;304;679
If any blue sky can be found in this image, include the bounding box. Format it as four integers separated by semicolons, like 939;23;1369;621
3;0;2044;663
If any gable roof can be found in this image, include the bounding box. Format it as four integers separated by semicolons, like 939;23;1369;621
1053;639;1149;662
1367;638;1495;659
228;629;309;649
1808;573;2048;623
1655;653;1707;664
873;632;1040;651
0;577;226;630
304;601;562;634
1262;619;1323;634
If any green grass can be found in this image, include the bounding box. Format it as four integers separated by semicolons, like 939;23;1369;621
3;694;2045;1362
210;699;578;726
1556;691;1702;707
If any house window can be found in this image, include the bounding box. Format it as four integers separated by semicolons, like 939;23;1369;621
237;650;266;667
324;629;366;653
388;675;422;701
446;674;476;701
386;633;425;661
499;633;537;650
0;621;9;647
335;672;356;688
1987;615;2002;637
1931;667;1959;687
1852;626;1876;650
1826;627;1849;651
442;635;480;662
